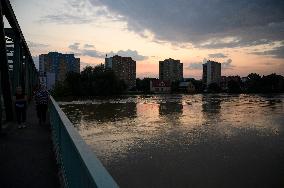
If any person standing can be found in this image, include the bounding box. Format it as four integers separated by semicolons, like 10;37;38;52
35;85;49;125
14;86;27;129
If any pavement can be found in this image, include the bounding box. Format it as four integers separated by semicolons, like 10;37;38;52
0;101;60;188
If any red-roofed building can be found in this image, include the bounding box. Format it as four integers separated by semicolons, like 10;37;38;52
150;79;171;93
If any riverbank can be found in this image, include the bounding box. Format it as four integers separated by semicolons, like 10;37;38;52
53;92;284;102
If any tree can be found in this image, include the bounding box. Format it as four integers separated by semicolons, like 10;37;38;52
81;66;95;95
185;78;203;93
51;82;68;98
171;81;180;93
51;65;127;97
136;78;151;92
207;83;221;93
247;73;262;93
65;72;82;96
228;80;241;93
244;73;284;93
262;73;284;93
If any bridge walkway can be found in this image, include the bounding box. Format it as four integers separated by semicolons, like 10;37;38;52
0;100;60;188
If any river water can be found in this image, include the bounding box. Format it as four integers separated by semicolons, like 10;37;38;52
60;94;284;188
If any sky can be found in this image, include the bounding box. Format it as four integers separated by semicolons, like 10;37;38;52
6;0;284;79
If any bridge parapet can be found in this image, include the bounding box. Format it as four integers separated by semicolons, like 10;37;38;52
49;96;119;188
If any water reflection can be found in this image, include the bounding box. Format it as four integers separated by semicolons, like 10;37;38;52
61;102;137;124
201;94;222;113
266;96;283;110
159;102;183;116
60;94;284;188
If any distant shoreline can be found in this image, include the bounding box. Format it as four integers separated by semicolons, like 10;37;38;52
53;92;284;101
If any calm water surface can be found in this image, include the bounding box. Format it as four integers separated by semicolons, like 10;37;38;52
60;94;284;188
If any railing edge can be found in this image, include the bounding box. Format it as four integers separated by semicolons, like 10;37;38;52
49;96;119;188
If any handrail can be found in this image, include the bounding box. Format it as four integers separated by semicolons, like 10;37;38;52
49;96;119;188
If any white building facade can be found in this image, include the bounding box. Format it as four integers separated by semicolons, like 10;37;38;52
203;60;221;86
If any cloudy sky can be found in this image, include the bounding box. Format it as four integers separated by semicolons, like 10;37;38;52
7;0;284;78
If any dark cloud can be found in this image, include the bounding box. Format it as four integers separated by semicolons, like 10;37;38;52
187;58;207;70
187;58;234;70
69;42;80;51
39;0;119;24
39;0;284;51
91;0;284;49
39;14;92;24
208;53;227;58
251;45;284;59
68;43;148;61
222;59;235;69
84;44;95;48
68;42;104;57
187;62;203;70
80;61;92;68
197;38;274;49
108;49;148;61
81;49;105;58
28;41;49;48
262;62;274;66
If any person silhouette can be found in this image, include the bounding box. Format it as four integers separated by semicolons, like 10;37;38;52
34;84;49;125
14;86;27;129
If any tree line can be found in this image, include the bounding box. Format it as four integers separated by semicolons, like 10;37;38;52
52;65;127;97
52;66;284;97
244;73;284;93
136;73;284;94
207;73;284;93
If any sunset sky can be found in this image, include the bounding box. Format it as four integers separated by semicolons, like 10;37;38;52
7;0;284;79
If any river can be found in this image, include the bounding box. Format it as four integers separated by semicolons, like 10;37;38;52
60;94;284;188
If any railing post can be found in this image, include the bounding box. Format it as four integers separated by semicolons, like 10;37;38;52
0;71;2;133
13;32;21;92
4;28;18;94
20;49;25;92
27;60;31;99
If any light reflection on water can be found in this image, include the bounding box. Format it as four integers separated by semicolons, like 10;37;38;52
60;94;284;188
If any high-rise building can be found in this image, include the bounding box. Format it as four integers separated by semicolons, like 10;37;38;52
105;55;136;89
39;52;80;84
159;58;183;83
202;60;221;86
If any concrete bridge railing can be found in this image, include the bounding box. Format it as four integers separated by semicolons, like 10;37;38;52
49;96;119;188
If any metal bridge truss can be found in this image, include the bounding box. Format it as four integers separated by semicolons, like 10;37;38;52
0;0;38;127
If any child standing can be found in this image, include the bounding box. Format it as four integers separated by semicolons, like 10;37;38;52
14;86;27;129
